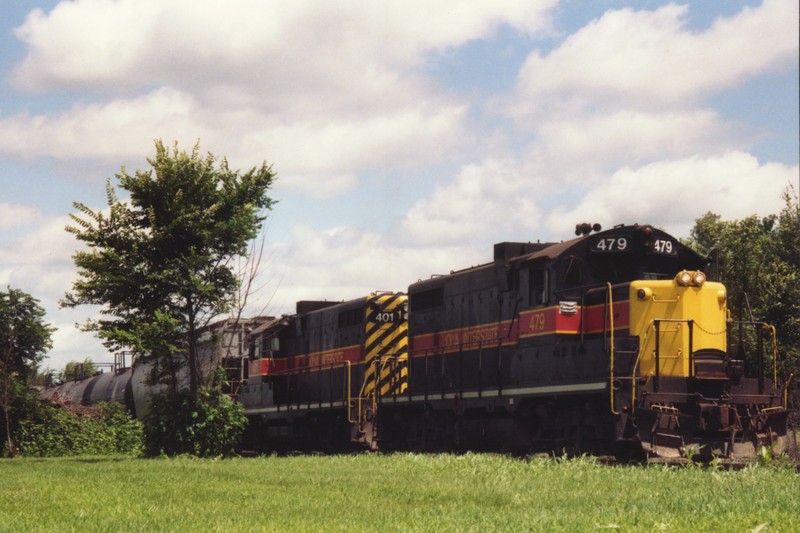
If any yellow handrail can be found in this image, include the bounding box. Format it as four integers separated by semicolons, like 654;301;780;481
651;295;680;303
630;322;654;416
764;323;778;384
608;282;618;415
343;361;356;423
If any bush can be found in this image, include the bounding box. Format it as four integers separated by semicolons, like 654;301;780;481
142;387;247;457
13;399;143;457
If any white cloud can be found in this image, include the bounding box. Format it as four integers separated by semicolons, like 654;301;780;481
0;87;196;161
261;222;485;314
3;1;556;198
0;203;40;230
46;311;108;371
513;0;798;114
0;211;110;370
13;1;556;92
0;9;660;187
522;109;751;187
546;152;798;237
402;159;544;244
0;86;467;197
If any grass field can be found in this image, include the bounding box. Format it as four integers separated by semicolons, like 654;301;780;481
1;454;798;532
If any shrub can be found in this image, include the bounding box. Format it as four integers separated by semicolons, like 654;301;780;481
142;387;247;457
12;399;143;457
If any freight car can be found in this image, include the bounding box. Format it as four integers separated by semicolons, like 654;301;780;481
42;318;260;419
241;224;791;460
41;363;156;419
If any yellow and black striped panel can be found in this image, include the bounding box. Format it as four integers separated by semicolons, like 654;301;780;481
363;293;408;398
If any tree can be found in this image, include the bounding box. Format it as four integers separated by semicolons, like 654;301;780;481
62;140;276;394
0;287;54;456
686;188;800;393
62;357;98;382
771;190;800;391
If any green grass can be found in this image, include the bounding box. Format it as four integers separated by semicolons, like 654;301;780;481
1;454;798;532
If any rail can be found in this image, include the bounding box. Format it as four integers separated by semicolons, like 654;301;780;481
407;305;519;404
628;318;694;408
630;326;654;416
261;359;354;415
352;355;408;427
629;318;782;411
606;282;618;415
728;320;778;394
409;337;506;403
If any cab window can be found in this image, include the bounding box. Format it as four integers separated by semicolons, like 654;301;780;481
530;268;549;306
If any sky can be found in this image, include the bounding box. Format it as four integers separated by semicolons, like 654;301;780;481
0;0;797;372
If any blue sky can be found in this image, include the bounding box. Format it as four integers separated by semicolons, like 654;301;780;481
0;0;797;371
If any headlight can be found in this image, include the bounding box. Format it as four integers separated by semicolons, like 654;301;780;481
693;271;706;286
637;287;652;300
717;289;727;304
675;270;707;287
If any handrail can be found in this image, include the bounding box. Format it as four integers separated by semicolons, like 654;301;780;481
764;323;778;384
650;295;681;303
607;282;618;415
630;318;694;406
630;323;654;416
341;361;355;423
728;320;778;393
353;355;408;426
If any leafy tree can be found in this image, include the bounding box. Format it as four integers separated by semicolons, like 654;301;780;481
686;188;800;392
142;386;247;457
62;141;275;394
771;190;800;392
0;287;55;457
62;357;98;382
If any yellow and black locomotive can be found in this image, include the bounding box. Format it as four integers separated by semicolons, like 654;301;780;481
240;293;409;451
241;224;791;460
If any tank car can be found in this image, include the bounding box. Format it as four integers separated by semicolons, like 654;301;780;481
242;224;791;460
40;364;165;419
42;317;258;419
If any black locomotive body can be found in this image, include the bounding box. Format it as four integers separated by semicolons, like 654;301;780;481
242;224;791;460
239;293;409;450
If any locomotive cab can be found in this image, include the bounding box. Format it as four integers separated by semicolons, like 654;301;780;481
623;270;789;460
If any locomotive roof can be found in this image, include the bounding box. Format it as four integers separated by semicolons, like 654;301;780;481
249;316;289;337
409;224;707;292
510;224;705;266
509;237;582;264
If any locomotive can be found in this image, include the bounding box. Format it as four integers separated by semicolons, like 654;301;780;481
46;223;792;461
239;223;791;460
